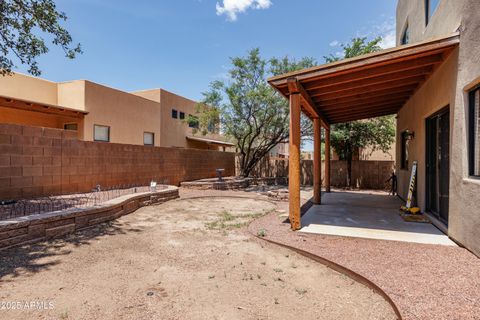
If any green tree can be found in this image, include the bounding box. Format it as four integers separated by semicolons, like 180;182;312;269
198;48;316;177
325;37;396;188
0;0;82;76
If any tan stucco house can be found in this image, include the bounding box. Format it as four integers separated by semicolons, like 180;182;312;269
0;73;233;151
269;0;480;256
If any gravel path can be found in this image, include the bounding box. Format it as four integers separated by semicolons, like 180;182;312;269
246;195;480;320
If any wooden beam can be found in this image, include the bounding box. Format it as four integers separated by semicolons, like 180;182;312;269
287;77;329;127
313;80;422;102
317;85;417;106
315;92;411;109
324;104;403;118
321;98;408;114
325;126;331;193
330;109;401;124
289;92;302;230
313;118;322;204
269;34;458;87
307;69;430;98
303;55;443;91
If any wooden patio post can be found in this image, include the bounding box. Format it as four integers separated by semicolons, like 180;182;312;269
289;92;301;230
325;125;331;193
313;118;322;204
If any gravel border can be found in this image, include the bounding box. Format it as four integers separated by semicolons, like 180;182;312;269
248;209;480;320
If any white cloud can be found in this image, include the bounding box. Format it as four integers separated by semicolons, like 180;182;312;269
375;18;396;49
329;40;339;47
216;0;272;21
358;16;396;49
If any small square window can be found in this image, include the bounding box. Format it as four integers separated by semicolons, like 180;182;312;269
64;123;78;131
94;125;110;142
144;132;154;146
172;109;178;119
179;112;185;120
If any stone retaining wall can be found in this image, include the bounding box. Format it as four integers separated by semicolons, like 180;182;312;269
0;186;179;250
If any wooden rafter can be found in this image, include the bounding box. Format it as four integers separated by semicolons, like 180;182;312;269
287;78;329;126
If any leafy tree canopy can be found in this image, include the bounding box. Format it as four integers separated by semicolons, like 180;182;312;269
0;0;81;76
198;48;316;177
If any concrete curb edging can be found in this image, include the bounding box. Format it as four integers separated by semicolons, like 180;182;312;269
0;186;179;251
249;229;403;320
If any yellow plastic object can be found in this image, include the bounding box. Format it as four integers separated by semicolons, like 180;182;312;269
409;207;421;215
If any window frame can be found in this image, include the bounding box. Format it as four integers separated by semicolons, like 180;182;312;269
179;111;185;120
425;0;440;25
93;124;110;142
469;85;480;177
172;109;178;119
64;123;78;131
143;131;155;146
401;23;409;45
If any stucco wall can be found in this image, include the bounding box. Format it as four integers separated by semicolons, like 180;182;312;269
133;88;226;150
396;0;463;45
396;49;458;206
396;0;480;255
78;81;162;146
0;73;58;106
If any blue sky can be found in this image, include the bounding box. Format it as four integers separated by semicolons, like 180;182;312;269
19;0;397;102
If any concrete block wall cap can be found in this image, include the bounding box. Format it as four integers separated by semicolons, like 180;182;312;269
0;186;179;228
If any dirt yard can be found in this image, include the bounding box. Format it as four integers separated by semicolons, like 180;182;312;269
0;196;396;320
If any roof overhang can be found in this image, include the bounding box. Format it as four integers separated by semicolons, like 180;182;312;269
268;33;460;125
186;136;235;147
0;95;88;119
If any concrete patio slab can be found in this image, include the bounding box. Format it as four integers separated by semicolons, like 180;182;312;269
300;191;456;246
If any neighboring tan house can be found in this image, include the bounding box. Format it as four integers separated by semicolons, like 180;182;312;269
0;73;234;151
269;142;289;158
269;0;480;256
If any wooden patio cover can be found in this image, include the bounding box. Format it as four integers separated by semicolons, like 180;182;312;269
267;34;459;230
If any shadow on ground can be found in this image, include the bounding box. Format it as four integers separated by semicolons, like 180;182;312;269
0;220;145;281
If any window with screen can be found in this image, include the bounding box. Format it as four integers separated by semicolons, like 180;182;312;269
144;132;154;146
64;123;78;131
94;125;110;142
172;109;178;119
426;0;440;25
179;112;185;120
469;86;480;177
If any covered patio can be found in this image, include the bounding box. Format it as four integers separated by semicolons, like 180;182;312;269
301;190;455;245
268;34;459;235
